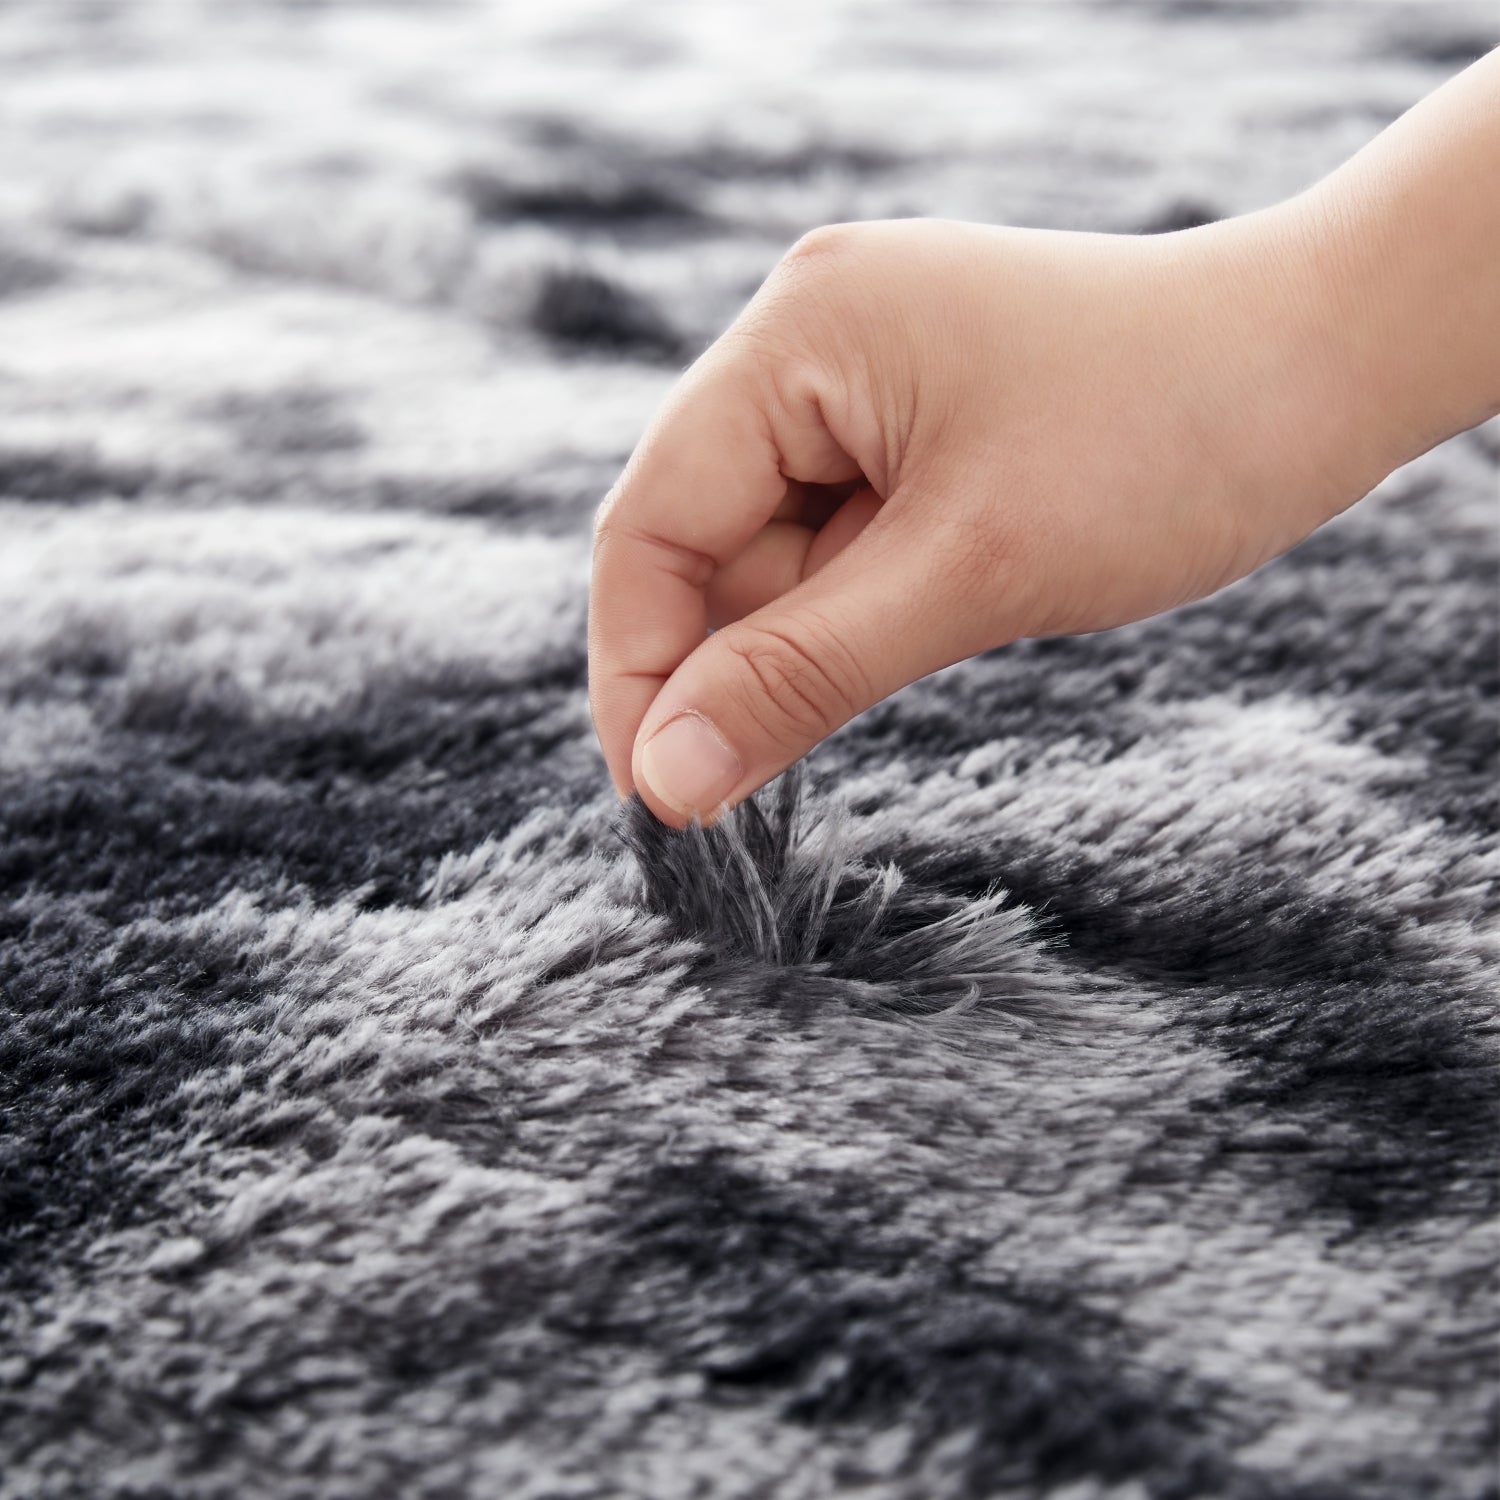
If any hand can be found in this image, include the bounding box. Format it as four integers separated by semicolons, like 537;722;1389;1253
589;46;1500;829
589;213;1359;826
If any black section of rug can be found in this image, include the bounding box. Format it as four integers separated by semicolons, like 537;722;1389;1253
1;3;1496;1497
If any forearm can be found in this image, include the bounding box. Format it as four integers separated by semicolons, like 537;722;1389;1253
1302;47;1500;460
1199;49;1500;536
1301;51;1499;474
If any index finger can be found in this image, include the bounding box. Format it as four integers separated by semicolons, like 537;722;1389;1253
587;340;856;796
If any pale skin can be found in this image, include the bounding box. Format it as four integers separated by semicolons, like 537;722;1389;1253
589;49;1500;828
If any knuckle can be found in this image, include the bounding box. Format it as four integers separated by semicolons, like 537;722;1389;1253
784;221;855;268
723;613;868;748
592;473;630;549
733;222;874;375
591;497;616;551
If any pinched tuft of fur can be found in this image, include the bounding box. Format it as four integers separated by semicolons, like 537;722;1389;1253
620;768;1067;1024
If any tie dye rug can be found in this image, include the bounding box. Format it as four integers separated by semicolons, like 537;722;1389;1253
2;3;1496;1496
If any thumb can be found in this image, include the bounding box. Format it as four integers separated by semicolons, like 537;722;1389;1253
630;508;951;827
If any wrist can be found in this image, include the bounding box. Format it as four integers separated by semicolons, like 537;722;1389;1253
1252;189;1410;513
1166;204;1388;560
1238;51;1500;511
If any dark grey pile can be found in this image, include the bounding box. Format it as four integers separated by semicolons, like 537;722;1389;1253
1;2;1496;1496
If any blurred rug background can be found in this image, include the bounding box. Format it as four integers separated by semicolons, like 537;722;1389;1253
1;3;1496;1497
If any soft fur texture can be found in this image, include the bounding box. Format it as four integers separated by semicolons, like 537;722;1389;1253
1;3;1497;1497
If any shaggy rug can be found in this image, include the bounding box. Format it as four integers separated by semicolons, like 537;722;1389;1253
1;2;1496;1497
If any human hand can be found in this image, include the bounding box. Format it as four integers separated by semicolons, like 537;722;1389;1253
589;214;1355;825
589;50;1500;828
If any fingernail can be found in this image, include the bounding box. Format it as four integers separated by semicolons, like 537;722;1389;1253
639;712;743;821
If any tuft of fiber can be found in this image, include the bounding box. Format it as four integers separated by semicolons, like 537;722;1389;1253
619;766;1068;1024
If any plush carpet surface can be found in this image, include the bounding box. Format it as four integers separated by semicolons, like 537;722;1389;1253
2;3;1497;1497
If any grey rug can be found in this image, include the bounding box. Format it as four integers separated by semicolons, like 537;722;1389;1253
2;3;1497;1497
